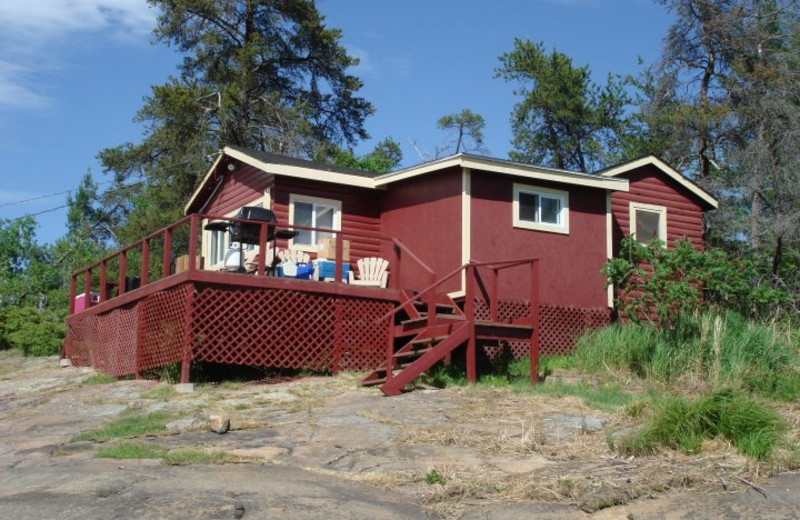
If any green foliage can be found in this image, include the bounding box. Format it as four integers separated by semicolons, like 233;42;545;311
436;108;487;155
425;468;447;485
96;442;238;465
521;380;634;412
604;237;794;326
84;373;118;385
573;311;800;401
2;307;65;356
616;389;787;461
100;0;374;241
495;38;629;171
324;137;403;174
71;411;175;442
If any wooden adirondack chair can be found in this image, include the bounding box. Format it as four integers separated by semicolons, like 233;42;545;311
348;257;389;288
277;249;311;264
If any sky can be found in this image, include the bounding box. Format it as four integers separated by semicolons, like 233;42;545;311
0;0;673;245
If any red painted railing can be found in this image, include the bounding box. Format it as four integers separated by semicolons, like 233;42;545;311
377;257;541;385
69;212;438;315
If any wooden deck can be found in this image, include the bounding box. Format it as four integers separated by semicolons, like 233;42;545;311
64;269;403;382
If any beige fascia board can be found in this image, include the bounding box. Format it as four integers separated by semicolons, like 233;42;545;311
185;151;225;214
224;146;376;189
374;156;463;186
600;156;718;208
461;156;628;191
375;154;629;192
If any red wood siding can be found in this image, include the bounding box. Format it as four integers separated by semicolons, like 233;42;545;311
204;164;274;216
470;172;609;307
611;164;705;255
380;167;463;293
273;178;382;260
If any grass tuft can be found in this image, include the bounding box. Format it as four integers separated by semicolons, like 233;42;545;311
616;389;787;460
141;384;176;400
71;411;174;442
95;442;239;465
84;373;117;385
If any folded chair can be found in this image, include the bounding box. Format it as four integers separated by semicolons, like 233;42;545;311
348;257;389;288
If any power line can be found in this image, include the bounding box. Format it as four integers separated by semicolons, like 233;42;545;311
5;205;70;223
0;155;210;209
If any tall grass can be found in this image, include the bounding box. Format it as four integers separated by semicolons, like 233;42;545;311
572;311;800;400
615;389;787;461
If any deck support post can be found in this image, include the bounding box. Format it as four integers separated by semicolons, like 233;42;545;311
465;263;477;383
180;286;196;385
529;260;541;385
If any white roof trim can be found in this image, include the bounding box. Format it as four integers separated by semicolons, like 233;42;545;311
375;154;629;191
224;146;376;189
186;149;632;215
600;156;718;208
184;151;224;214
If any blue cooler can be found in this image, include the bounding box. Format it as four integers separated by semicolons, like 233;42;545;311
276;262;314;279
314;260;351;282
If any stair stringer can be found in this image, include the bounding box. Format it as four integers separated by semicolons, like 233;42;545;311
380;323;471;396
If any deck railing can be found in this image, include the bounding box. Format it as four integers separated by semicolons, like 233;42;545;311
69;212;437;315
377;257;541;384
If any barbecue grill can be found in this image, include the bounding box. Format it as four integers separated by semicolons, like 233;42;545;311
229;206;277;244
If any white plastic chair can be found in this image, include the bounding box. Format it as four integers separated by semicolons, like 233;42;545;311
348;257;389;288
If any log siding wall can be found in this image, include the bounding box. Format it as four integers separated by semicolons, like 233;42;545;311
611;164;705;255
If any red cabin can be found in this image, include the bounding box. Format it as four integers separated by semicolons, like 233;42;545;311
62;148;717;395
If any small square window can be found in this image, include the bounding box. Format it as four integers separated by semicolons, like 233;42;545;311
630;203;667;244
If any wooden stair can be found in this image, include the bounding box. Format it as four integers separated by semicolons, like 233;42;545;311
362;292;534;396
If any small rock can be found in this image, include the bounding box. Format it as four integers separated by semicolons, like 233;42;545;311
542;413;607;441
209;414;230;434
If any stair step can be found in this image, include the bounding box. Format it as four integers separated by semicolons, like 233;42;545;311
408;335;448;346
400;315;465;327
412;301;458;313
394;347;432;359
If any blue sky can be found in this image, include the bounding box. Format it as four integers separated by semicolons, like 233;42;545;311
0;0;672;245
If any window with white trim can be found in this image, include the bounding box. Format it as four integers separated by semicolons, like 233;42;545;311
512;183;569;234
629;202;667;244
289;194;342;248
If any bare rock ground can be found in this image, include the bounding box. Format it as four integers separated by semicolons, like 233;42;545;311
0;352;797;519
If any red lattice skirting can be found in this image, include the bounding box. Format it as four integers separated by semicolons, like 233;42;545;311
63;282;393;378
474;299;610;358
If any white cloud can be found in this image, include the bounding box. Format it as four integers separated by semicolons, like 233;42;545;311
0;0;156;111
0;0;154;42
346;45;377;77
0;60;50;110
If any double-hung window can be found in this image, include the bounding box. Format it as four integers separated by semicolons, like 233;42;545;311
513;183;569;234
289;194;342;249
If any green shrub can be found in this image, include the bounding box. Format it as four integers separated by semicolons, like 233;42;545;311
1;306;65;356
616;389;787;461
